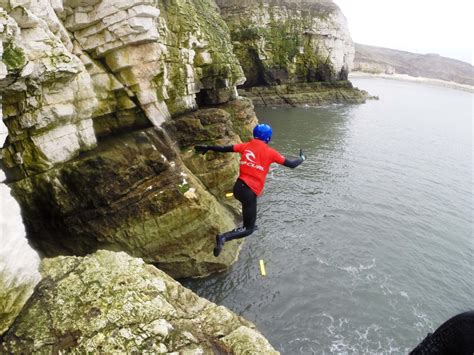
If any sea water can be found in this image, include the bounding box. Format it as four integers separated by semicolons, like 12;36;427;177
184;78;473;353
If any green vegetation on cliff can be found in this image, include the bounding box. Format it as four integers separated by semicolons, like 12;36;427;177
2;41;26;71
218;1;349;87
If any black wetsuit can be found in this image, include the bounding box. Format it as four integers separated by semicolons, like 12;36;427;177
220;179;258;242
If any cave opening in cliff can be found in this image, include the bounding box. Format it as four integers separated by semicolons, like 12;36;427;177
238;48;267;88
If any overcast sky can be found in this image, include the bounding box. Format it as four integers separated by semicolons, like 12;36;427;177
333;0;474;64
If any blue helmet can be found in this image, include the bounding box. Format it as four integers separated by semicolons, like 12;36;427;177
253;124;272;143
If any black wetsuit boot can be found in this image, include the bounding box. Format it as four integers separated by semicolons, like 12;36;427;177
214;179;257;257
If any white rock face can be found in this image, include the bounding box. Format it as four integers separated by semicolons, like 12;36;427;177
0;0;244;180
0;182;41;335
309;9;354;75
60;0;244;125
0;119;40;336
0;3;98;175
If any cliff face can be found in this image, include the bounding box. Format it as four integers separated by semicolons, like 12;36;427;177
215;0;354;86
354;43;474;86
0;250;279;354
0;0;257;278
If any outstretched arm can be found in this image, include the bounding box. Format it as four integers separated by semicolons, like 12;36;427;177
283;149;306;169
195;145;234;154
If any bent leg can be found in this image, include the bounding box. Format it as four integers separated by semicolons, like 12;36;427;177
221;226;256;242
214;180;258;257
233;179;257;230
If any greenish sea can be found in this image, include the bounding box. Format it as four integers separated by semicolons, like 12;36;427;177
184;78;473;353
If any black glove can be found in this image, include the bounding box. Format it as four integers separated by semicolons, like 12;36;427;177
195;145;209;154
299;148;306;161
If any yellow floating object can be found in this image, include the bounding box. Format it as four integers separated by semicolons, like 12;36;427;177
225;192;234;198
259;259;267;276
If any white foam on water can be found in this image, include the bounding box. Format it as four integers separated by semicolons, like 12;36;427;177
339;258;376;276
412;305;433;331
400;291;409;299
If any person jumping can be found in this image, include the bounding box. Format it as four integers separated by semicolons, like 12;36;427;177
195;123;306;257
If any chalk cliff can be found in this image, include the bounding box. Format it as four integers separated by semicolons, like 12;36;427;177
0;0;257;278
0;250;279;353
214;0;370;106
216;0;354;86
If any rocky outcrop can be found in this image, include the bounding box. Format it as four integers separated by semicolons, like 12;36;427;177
215;0;354;87
0;0;257;278
213;0;371;106
239;80;371;107
354;43;474;86
0;250;279;354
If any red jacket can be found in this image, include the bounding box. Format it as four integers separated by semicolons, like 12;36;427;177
233;139;285;196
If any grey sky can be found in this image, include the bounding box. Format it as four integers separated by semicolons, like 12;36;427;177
333;0;474;64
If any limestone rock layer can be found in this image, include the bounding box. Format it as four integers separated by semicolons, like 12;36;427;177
239;80;371;107
0;250;279;354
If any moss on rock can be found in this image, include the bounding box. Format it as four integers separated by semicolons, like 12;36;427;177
2;41;26;71
0;250;279;354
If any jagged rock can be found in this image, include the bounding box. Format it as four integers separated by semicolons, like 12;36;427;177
215;0;354;87
8;124;246;278
62;0;245;125
0;0;245;179
0;250;279;354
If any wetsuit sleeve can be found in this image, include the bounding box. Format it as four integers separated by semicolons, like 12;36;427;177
283;157;304;168
206;145;234;152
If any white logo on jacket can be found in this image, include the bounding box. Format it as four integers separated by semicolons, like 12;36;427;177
242;150;264;171
244;150;257;163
